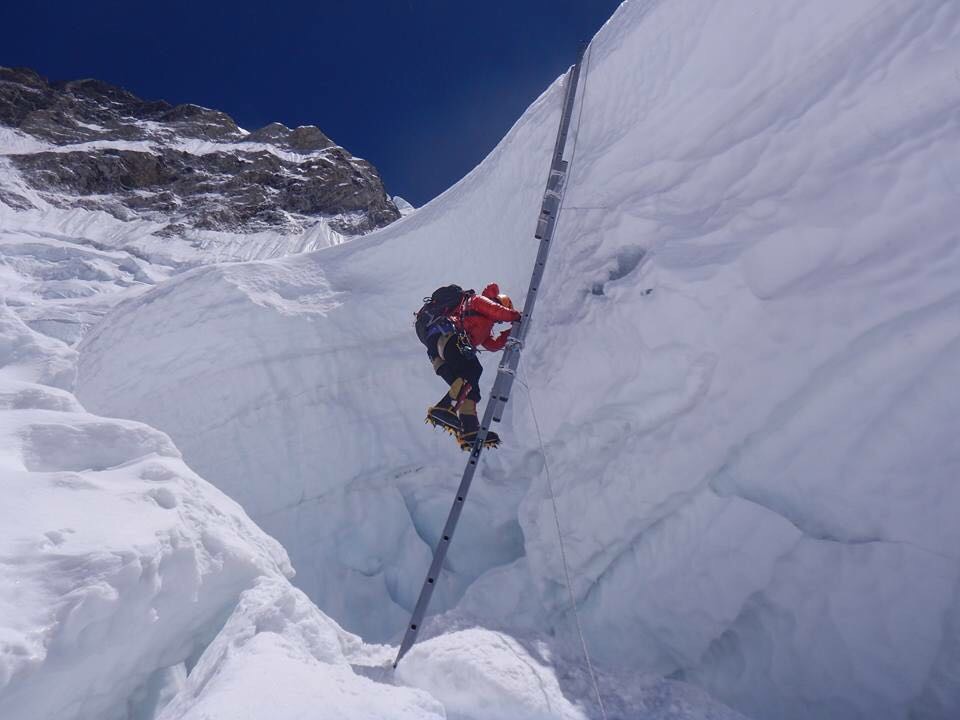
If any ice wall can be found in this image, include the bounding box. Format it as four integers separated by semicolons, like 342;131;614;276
0;303;293;720
0;255;609;720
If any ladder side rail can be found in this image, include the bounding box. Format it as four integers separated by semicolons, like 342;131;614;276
394;55;584;668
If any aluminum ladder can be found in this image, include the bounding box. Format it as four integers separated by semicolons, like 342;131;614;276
394;53;584;667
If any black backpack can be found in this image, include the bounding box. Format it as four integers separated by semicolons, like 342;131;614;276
415;285;470;346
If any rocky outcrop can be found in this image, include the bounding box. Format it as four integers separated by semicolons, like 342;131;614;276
0;66;400;235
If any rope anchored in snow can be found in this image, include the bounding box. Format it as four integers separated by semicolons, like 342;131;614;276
517;374;608;720
393;50;587;669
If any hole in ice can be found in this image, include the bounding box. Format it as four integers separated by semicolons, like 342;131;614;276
592;246;648;295
611;246;647;281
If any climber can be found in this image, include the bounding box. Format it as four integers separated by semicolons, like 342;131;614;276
414;283;521;449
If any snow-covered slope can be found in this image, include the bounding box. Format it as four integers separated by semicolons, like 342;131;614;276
0;225;642;720
0;67;403;344
75;0;960;718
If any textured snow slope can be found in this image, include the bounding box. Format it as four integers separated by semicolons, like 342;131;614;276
0;304;291;720
78;1;960;718
154;578;445;720
0;260;617;720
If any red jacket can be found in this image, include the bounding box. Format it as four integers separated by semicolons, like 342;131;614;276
454;284;521;351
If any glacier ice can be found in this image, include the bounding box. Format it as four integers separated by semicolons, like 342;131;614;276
155;578;445;720
0;307;290;720
75;0;960;718
394;628;588;720
0;0;956;718
0;253;628;720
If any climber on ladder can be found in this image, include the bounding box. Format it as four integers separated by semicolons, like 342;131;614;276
414;283;521;449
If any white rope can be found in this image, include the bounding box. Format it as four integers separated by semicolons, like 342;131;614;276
523;40;610;720
516;376;608;720
502;41;608;718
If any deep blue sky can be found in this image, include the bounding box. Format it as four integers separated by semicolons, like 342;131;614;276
3;1;622;206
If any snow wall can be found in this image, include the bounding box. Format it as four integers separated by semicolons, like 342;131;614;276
78;1;960;718
0;173;608;720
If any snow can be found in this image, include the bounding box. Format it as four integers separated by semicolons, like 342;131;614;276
0;306;293;720
393;195;417;216
0;129;350;271
0;128;50;155
74;0;960;718
395;628;587;720
0;259;613;720
2;0;958;718
0;126;338;164
156;578;444;720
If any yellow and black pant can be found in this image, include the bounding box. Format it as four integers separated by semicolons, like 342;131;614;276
429;333;482;402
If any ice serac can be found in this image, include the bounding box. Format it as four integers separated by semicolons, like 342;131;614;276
0;304;291;720
1;276;597;720
77;1;960;719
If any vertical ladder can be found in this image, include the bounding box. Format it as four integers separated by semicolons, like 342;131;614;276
394;54;584;668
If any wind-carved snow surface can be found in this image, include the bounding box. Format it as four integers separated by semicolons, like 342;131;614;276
0;86;652;720
76;0;960;718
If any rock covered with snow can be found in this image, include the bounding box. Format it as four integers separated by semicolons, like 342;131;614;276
76;0;960;718
0;66;399;237
0;64;405;345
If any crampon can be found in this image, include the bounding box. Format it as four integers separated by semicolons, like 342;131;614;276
425;406;461;436
458;430;501;451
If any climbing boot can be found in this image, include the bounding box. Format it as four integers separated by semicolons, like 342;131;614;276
426;378;467;435
426;405;460;435
457;400;501;451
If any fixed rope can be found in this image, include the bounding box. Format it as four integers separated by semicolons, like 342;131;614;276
517;375;608;720
499;47;608;719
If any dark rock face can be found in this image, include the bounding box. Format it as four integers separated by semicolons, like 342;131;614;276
0;66;400;235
